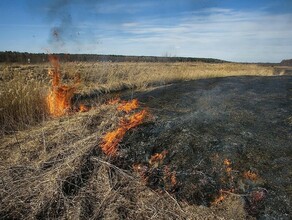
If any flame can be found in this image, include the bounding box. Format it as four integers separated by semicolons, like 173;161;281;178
243;170;258;181
101;109;148;156
101;128;126;155
133;161;178;190
163;166;177;187
117;99;139;113
170;171;177;186
48;55;60;87
212;190;226;205
223;159;232;177
212;159;234;205
46;55;79;117
108;98;140;113
149;150;168;167
213;189;236;205
79;104;89;112
121;109;148;130
213;160;261;206
108;98;121;105
223;159;231;166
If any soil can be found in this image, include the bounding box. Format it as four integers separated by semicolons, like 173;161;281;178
118;75;292;219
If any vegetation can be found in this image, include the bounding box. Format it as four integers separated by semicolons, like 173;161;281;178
280;59;292;66
0;51;226;63
69;62;275;94
0;60;286;219
0;65;48;135
0;61;274;135
0;102;248;219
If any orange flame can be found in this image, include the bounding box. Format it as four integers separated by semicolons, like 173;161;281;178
121;109;148;130
46;55;79;117
108;98;121;105
117;99;139;113
79;104;89;112
212;190;226;205
213;160;260;206
170;171;177;186
243;170;258;181
101;109;148;156
101;128;126;156
149;150;168;167
223;159;232;177
223;159;231;166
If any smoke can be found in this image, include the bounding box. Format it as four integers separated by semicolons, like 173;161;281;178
43;0;99;51
44;0;215;44
46;0;76;48
48;14;75;48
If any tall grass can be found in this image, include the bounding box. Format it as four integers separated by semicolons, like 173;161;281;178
0;62;274;134
74;62;274;93
0;67;48;135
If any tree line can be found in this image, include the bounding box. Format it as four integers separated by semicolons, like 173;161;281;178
0;51;227;64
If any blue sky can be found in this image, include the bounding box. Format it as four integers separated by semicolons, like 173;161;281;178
0;0;291;62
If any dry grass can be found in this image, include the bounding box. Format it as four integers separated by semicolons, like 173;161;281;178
75;62;274;93
0;66;48;135
0;61;274;218
0;103;249;219
0;62;274;135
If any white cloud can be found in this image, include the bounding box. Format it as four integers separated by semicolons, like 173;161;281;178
8;7;290;62
122;22;140;27
94;2;156;14
94;8;292;62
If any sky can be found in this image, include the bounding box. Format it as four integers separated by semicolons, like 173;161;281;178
0;0;291;62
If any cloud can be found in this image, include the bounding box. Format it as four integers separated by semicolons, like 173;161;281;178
24;1;292;62
122;22;140;27
99;8;292;62
94;1;156;14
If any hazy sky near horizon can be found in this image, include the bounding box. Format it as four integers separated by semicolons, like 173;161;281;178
0;0;291;62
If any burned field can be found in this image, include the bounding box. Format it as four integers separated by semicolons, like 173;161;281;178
121;75;292;218
0;61;291;219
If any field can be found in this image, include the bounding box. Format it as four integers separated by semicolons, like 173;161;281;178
0;62;274;134
0;61;291;219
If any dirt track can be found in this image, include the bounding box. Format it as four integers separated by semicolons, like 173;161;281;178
120;75;292;219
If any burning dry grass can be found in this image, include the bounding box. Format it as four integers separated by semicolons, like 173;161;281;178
0;60;288;218
0;61;274;134
0;61;275;218
46;55;80;117
101;109;148;156
0;103;249;219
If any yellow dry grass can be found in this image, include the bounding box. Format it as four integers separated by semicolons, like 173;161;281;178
0;65;48;135
0;103;249;219
0;61;274;135
76;62;274;93
0;61;273;218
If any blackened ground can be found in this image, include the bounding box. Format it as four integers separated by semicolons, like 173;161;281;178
119;75;291;219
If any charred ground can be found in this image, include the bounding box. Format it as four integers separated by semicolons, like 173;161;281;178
119;75;292;218
0;71;291;219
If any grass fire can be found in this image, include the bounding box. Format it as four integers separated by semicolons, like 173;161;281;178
101;108;148;156
1;0;292;218
0;55;291;219
46;55;80;117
